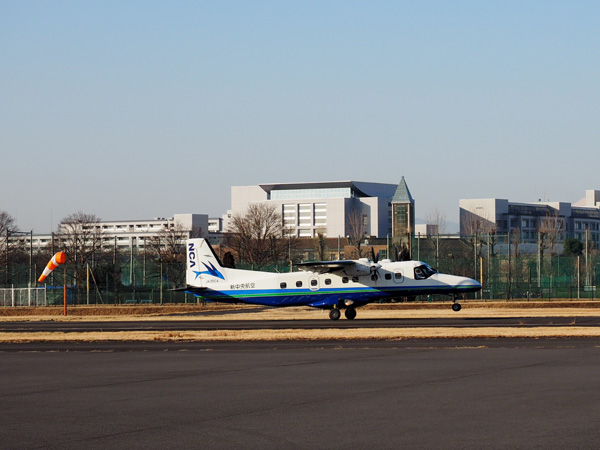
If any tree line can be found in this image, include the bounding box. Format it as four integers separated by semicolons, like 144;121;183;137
0;204;374;287
2;205;598;301
0;211;198;300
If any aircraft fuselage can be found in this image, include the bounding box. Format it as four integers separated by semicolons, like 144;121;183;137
189;261;480;308
185;238;481;319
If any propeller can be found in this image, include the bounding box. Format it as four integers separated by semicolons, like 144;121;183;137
370;262;382;280
370;246;379;263
370;246;381;280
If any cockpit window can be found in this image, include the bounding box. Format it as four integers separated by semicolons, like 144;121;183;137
414;264;436;280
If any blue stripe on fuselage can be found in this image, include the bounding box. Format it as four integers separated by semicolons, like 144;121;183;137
186;284;479;308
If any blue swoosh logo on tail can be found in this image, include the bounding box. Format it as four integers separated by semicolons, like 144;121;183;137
193;262;225;280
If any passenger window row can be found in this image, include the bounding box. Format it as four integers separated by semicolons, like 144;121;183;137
279;278;333;289
279;273;401;289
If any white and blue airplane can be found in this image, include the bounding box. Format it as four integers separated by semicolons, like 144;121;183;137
185;238;481;320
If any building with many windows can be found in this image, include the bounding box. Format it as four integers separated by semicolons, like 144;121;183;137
8;214;209;252
459;190;600;245
90;214;209;249
226;180;413;239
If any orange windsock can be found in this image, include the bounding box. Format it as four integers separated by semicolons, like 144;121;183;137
38;251;66;283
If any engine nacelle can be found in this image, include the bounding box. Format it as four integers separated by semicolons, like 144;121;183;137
343;261;380;277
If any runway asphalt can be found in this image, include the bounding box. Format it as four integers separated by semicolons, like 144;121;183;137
1;338;600;449
2;316;600;333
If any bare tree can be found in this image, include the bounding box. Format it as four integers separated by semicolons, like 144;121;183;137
461;210;495;280
0;211;22;285
509;227;521;258
462;213;495;240
57;212;104;302
228;203;289;268
538;210;564;283
0;211;18;236
504;227;527;299
426;207;447;234
147;222;188;287
58;212;103;261
539;210;564;258
426;207;454;268
312;230;328;261
347;208;368;258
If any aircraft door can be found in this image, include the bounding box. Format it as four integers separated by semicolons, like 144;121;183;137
309;276;320;291
393;270;404;284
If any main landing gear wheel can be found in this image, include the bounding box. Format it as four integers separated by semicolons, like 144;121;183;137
329;308;341;321
452;302;462;312
344;307;357;320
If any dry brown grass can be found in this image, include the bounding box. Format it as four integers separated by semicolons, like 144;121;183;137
0;303;251;317
1;302;599;342
1;301;599;323
1;326;600;343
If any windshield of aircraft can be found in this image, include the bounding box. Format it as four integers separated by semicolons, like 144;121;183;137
414;264;437;280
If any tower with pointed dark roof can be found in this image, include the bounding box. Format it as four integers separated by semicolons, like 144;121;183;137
391;177;415;257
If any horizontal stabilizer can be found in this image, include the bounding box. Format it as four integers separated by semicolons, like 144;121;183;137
170;286;207;292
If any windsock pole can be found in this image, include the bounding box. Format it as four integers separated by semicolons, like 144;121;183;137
38;251;67;315
63;265;67;316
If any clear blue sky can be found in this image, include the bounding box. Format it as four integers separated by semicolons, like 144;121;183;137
2;1;599;233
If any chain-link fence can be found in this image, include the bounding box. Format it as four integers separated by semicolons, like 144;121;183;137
0;286;70;307
412;233;600;300
0;257;193;305
1;234;599;306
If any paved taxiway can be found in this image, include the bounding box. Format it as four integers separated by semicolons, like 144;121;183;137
1;339;600;450
2;316;600;333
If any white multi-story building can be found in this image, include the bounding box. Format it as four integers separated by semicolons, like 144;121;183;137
225;180;412;239
9;214;209;252
92;214;209;249
460;190;600;245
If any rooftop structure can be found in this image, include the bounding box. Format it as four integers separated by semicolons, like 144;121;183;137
391;177;415;239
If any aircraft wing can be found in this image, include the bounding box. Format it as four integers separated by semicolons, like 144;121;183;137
296;260;357;274
170;286;208;294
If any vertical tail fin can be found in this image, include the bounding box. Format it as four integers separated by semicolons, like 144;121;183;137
186;238;226;287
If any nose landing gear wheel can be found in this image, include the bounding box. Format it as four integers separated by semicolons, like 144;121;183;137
452;302;462;312
344;307;357;320
329;308;341;320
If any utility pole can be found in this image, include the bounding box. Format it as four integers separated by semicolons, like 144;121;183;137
537;231;542;288
578;256;581;299
435;233;439;270
5;230;8;285
386;234;389;261
585;228;590;286
474;233;478;281
29;231;33;287
487;232;491;300
507;231;511;300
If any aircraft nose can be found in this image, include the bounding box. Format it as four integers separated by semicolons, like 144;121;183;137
459;277;481;290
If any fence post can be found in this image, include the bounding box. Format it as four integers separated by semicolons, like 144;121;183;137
577;256;581;299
